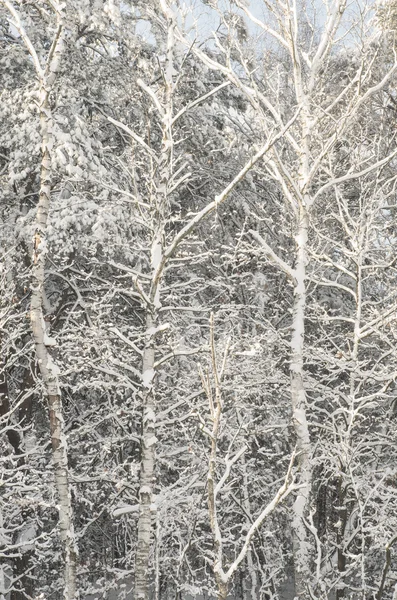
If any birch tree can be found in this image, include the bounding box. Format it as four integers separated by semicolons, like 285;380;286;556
0;1;79;597
198;314;297;600
306;112;397;596
92;3;299;596
2;0;397;598
178;1;397;595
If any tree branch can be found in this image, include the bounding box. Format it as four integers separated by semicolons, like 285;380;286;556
249;230;296;281
172;81;230;125
1;0;44;78
162;106;301;270
106;115;159;162
225;451;297;581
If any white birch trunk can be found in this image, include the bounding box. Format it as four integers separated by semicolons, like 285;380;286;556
0;8;77;596
207;378;227;600
31;90;78;600
135;7;174;598
290;206;312;600
135;311;157;600
24;11;78;600
335;226;365;599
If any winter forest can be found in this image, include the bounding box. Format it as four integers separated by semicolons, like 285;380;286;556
2;0;397;599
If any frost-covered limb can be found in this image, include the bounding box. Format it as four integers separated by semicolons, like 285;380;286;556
308;277;357;301
313;148;397;202
359;302;397;339
46;270;93;327
107;260;152;280
309;0;346;74
162;106;301;270
214;445;247;498
233;0;289;50
108;326;143;357
224;452;297;582
113;504;157;518
133;276;153;308
106;115;159;162
249;230;296;281
308;250;357;281
137;78;165;117
92;179;149;208
0;0;44;78
193;410;215;440
168;170;191;194
171;81;230;125
154;345;208;368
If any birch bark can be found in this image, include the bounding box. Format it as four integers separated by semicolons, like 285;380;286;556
31;37;78;600
135;311;158;600
0;2;78;598
290;206;312;599
134;7;174;598
335;222;365;599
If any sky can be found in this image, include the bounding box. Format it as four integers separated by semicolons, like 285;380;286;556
135;0;372;54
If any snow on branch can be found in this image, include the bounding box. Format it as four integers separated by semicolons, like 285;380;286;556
1;0;44;78
162;106;301;268
154;345;209;368
106;115;159;162
249;230;296;281
137;78;165;117
171;81;231;125
313;148;397;202
224;450;298;581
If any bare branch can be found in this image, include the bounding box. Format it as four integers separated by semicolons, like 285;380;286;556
313;148;397;202
172;81;231;125
1;0;44;78
249;230;296;281
162;106;302;268
106;115;159;162
137;78;165;117
225;451;297;581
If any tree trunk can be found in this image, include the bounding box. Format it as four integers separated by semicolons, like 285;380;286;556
336;475;347;600
135;312;157;600
217;581;228;600
134;8;174;597
30;48;77;600
290;207;312;600
335;237;364;598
